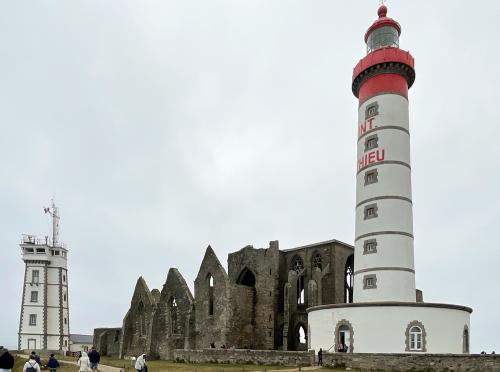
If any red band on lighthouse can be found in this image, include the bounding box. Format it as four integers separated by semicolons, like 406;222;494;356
358;73;408;104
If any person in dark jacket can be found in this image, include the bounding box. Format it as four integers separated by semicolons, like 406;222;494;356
0;347;15;372
88;347;100;372
47;354;59;372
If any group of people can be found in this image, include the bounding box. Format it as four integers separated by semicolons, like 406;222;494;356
77;347;100;372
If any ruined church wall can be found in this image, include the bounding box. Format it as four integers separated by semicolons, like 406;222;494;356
119;278;157;358
227;241;280;350
194;247;231;349
93;328;121;358
150;268;195;360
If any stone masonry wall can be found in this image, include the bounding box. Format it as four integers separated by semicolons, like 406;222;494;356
173;349;314;366
227;241;280;350
93;327;121;358
323;352;500;372
194;246;232;349
150;268;195;360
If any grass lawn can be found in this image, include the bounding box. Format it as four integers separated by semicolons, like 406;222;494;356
99;356;349;371
101;356;294;371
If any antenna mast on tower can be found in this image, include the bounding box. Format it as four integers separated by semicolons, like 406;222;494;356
44;199;60;247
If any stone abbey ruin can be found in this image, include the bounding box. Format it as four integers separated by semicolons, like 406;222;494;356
94;239;354;359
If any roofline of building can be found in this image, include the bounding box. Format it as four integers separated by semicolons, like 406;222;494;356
283;238;354;253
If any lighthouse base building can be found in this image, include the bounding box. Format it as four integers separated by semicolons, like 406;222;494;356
307;6;472;354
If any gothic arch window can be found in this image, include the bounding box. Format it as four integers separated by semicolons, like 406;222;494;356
312;252;322;270
297;324;307;344
334;319;354;353
169;297;179;335
291;255;304;274
137;301;145;337
236;267;256;287
297;275;305;305
345;255;354;303
405;320;427;352
463;325;469;354
207;273;214;316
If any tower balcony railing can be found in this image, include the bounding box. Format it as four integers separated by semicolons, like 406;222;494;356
21;234;66;248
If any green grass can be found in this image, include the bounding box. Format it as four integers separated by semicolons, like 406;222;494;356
100;356;296;371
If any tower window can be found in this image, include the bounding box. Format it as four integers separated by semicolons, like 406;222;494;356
63;294;67;302
365;102;379;119
405;321;427;352
364;169;378;185
364;134;379;152
363;239;378;254
32;270;39;284
36;248;46;253
364;204;378;220
29;314;37;326
63;275;66;282
64;318;67;325
30;291;38;303
363;274;377;289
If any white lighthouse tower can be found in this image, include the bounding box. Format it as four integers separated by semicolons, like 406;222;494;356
18;200;70;352
308;5;472;354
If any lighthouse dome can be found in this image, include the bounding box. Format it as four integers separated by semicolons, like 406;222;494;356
365;5;401;53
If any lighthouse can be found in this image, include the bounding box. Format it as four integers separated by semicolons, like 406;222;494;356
18;200;70;352
308;5;472;354
353;4;416;303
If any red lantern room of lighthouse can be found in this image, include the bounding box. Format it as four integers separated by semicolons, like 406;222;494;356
307;6;472;354
353;5;415;104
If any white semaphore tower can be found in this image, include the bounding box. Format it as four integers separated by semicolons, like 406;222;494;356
18;200;70;352
308;5;472;354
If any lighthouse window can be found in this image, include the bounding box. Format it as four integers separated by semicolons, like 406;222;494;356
365;102;379;119
36;248;46;253
363;239;378;254
405;321;427;352
364;134;379;152
364;169;378;185
30;291;38;302
367;26;399;53
364;204;378;220
25;248;34;253
32;270;39;284
363;274;377;289
29;314;37;326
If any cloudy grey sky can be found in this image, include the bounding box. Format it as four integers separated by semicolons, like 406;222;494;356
1;0;499;353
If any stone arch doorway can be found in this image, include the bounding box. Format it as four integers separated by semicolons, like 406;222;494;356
334;319;354;353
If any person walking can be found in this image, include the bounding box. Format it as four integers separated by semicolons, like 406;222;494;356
134;354;146;372
0;347;15;372
47;354;59;372
77;352;91;372
23;355;40;372
318;348;323;366
88;347;100;372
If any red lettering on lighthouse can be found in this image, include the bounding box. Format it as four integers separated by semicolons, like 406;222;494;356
357;149;386;171
376;149;385;161
358;117;377;138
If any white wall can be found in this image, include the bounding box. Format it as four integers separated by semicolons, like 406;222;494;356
309;305;470;353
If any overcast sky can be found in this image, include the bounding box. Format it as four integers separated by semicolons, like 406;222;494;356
1;0;499;353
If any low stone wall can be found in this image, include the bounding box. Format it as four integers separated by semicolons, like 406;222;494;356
172;349;314;366
323;352;500;372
